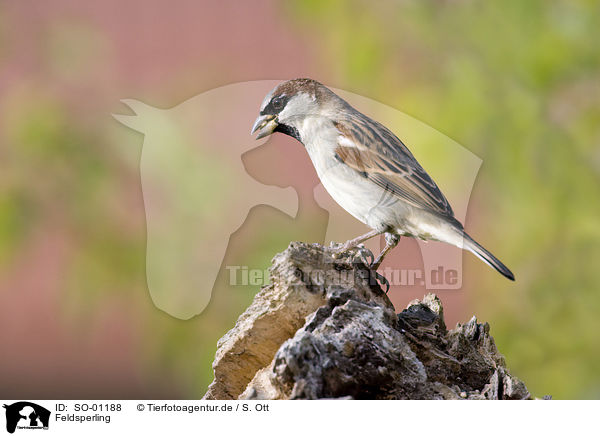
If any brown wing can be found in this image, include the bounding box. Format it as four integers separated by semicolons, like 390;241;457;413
333;115;455;220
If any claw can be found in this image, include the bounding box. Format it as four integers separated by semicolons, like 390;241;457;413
374;270;390;293
331;243;349;258
359;250;374;266
353;245;374;266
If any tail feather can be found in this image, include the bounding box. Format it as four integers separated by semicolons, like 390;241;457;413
462;232;515;281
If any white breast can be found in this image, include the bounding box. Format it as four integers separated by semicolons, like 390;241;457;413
300;119;407;233
294;115;464;247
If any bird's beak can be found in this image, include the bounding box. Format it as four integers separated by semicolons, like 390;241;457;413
251;114;278;139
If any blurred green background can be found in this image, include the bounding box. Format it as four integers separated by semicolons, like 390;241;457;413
0;0;598;399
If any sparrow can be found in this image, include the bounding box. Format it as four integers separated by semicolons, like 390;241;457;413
251;78;514;280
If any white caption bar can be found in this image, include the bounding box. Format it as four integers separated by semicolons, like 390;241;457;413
1;400;596;435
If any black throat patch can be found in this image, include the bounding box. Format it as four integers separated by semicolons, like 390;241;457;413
274;123;302;143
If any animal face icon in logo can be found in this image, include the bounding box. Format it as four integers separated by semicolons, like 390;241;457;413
3;402;50;433
114;80;482;320
114;81;298;320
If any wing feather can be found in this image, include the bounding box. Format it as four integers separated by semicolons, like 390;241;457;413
333;115;455;219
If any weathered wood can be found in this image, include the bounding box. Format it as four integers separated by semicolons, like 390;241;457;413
204;242;533;400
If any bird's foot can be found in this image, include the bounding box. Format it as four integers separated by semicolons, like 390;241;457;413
330;230;381;259
331;241;371;261
372;270;390;293
331;242;389;293
335;243;374;265
354;245;374;266
331;242;355;259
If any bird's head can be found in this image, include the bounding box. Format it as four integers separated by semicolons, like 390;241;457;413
251;78;341;142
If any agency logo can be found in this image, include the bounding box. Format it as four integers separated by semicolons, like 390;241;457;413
114;80;482;320
3;402;50;434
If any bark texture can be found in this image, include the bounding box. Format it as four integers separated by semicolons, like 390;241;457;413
203;242;532;400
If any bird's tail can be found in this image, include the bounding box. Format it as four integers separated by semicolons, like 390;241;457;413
462;232;515;281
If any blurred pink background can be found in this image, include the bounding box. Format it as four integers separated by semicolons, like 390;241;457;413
2;0;598;399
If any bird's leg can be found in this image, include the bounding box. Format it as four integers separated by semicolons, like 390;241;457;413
371;233;401;271
333;229;381;253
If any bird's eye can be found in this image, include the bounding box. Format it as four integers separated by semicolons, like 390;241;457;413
272;96;285;111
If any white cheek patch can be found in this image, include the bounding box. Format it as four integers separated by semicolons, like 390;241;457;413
278;105;291;120
279;92;317;121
